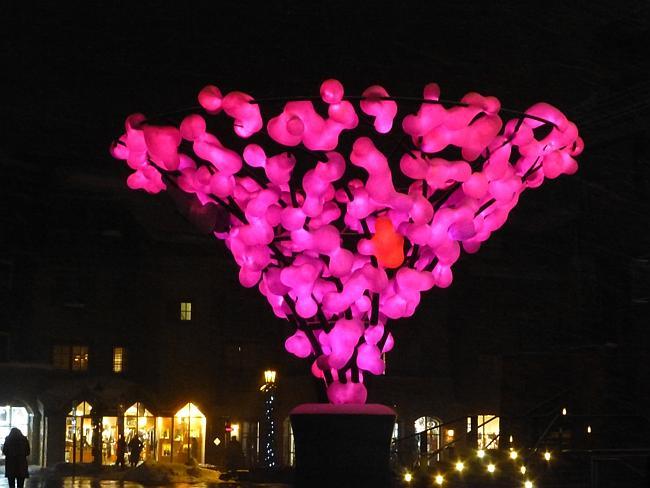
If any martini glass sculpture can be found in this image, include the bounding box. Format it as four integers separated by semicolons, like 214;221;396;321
111;80;583;404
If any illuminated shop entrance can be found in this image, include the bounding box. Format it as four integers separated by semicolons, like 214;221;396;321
415;416;441;464
0;405;31;460
155;402;206;464
124;403;155;461
65;402;93;463
174;403;205;463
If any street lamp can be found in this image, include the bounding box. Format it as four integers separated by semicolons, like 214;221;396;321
261;369;278;467
264;370;277;385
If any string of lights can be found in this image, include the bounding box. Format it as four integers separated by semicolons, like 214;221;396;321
398;407;595;487
403;445;553;487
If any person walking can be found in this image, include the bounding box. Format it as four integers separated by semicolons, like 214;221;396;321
115;434;127;469
2;428;30;488
127;435;143;467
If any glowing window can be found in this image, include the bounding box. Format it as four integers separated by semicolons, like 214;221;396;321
180;302;192;321
477;415;499;449
390;421;399;463
53;345;88;370
414;416;441;463
283;417;295;466
71;346;89;371
68;401;93;417
125;402;153;417
113;347;126;373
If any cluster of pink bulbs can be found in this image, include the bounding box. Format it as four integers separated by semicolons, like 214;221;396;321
111;79;583;404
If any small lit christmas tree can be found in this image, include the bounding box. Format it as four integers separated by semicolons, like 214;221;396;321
261;370;277;467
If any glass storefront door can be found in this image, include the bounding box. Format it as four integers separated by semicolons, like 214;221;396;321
65;402;94;463
124;403;155;461
172;403;206;464
414;416;441;464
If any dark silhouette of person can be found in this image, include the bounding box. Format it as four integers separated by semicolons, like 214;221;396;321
225;436;245;473
190;437;198;462
127;435;143;467
116;434;127;469
2;427;30;488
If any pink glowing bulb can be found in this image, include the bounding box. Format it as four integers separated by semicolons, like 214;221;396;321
198;85;223;114
143;125;181;171
180;114;207;141
360;85;397;133
222;91;263;138
320;79;344;104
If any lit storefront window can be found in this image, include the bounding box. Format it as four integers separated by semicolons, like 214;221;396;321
113;347;126;373
124;403;155;461
0;406;30;458
101;416;118;465
156;416;173;462
65;402;93;463
173;402;206;464
477;415;499;449
414;416;441;464
180;302;192;321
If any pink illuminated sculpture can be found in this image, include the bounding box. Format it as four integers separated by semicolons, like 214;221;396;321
111;80;583;404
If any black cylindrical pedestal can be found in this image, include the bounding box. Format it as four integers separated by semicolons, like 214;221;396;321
290;404;396;488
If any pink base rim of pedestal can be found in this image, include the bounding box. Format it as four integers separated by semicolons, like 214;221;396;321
290;403;396;416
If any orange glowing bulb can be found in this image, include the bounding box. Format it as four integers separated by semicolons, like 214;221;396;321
370;217;404;268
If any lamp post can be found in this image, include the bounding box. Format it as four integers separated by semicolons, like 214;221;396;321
260;370;277;468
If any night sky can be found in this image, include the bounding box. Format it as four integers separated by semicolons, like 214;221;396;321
2;2;649;364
